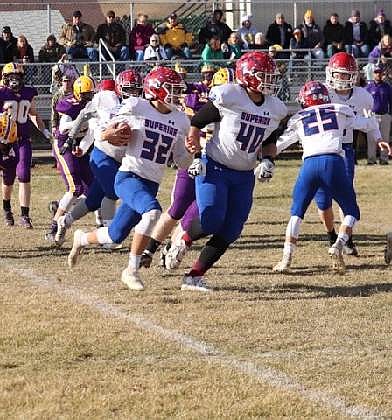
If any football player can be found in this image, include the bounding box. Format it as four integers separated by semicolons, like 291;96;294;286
67;66;196;291
317;52;382;255
273;81;390;274
54;70;142;246
181;51;288;291
45;75;95;241
0;63;49;228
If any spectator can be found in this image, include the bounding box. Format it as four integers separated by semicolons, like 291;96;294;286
38;34;66;63
198;9;232;48
323;13;345;58
368;10;392;50
159;13;193;59
2;26;17;63
58;10;98;61
276;62;290;101
143;34;167;61
14;34;34;63
248;32;268;50
298;10;324;60
223;32;242;59
238;15;258;49
366;64;392;164
344;9;369;58
95;10;129;61
266;13;293;58
129;13;154;61
368;34;392;64
201;35;224;64
290;27;310;59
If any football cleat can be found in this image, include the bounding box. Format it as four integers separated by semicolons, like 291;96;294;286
45;220;58;242
68;229;85;268
3;210;14;226
165;239;190;270
55;215;68;247
384;232;392;265
272;253;292;273
328;244;346;275
159;241;171;268
181;275;211;292
343;237;359;257
121;268;144;291
48;200;59;218
139;250;153;268
19;216;33;229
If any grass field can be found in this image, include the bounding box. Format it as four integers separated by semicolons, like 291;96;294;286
1;159;392;418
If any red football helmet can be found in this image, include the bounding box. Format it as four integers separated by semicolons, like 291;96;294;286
297;81;330;108
99;79;115;92
235;51;279;94
143;66;186;105
326;52;358;90
115;69;142;98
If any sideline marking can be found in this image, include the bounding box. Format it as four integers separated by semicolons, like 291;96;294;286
8;266;383;418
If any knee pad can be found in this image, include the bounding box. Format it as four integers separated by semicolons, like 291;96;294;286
70;198;89;222
59;192;77;212
100;197;117;226
134;209;161;236
342;215;357;228
286;216;302;239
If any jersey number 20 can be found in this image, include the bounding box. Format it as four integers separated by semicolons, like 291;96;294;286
3;100;31;124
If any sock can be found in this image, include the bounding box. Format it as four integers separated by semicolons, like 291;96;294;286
128;254;141;271
182;232;193;247
327;228;338;246
188;260;207;277
3;199;11;212
80;233;90;246
145;238;161;255
21;206;29;217
283;242;295;256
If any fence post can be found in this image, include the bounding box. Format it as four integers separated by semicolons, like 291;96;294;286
293;1;297;28
130;1;134;31
47;3;52;35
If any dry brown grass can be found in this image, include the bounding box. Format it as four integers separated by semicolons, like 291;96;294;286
1;159;392;418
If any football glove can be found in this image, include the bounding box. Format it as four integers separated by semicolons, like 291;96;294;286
187;157;206;178
254;157;275;182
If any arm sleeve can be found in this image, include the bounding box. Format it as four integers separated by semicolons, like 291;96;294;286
276;120;301;155
78;127;95;154
190;101;221;129
59;114;74;134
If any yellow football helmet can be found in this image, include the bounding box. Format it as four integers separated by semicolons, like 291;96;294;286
212;67;235;86
73;75;95;101
0;111;18;145
2;63;24;91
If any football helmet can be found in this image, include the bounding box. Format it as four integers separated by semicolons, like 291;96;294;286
73;75;95;102
0;111;18;144
235;51;279;94
297;81;331;108
115;69;142;98
99;79;116;92
143;66;186;105
212;67;235;86
326;52;357;90
201;64;215;84
2;62;24;92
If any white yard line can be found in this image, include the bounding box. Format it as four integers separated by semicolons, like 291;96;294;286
7;265;383;418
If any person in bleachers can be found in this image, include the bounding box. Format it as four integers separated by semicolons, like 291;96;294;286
323;13;345;58
368;34;392;64
368;10;392;51
238;15;258;49
248;32;268;50
266;13;292;58
58;10;98;61
298;10;324;60
38;35;66;63
223;32;242;59
159;13;193;60
198;9;232;49
143;33;168;61
344;9;369;58
95;10;129;61
129;13;155;61
15;35;34;64
1;26;17;63
201;35;224;64
289;27;310;59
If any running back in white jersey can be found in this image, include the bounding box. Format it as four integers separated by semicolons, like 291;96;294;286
115;96;192;183
207;84;288;171
328;86;374;144
277;103;355;158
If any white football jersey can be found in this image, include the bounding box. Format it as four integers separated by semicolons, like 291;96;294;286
207;84;287;170
277;103;356;158
116;97;192;183
328;86;375;143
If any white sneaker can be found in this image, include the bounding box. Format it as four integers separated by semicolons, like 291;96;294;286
55;215;68;247
272;253;292;273
328;244;345;274
67;229;85;268
165;239;189;270
121;268;144;291
384;232;392;264
181;275;210;292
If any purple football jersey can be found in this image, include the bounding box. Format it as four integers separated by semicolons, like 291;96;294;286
0;86;38;139
55;95;85;142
